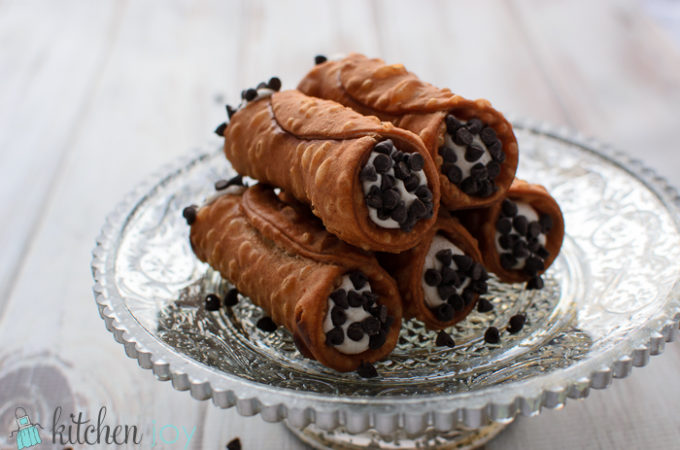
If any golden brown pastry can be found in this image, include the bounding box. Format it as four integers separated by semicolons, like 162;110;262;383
456;179;564;287
298;53;519;210
189;184;403;372
380;213;487;329
220;88;441;253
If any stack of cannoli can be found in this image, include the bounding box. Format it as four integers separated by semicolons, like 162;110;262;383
184;54;564;376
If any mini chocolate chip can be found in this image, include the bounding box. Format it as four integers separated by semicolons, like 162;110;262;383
214;122;227;136
527;275;544;290
400;217;416;233
331;307;347;326
439;146;457;163
362;317;381;336
227;437;242;450
524;257;545;276
326;326;344;345
455;127;474;146
470;262;486;280
435;303;455;321
486;161;501;179
408;198;427;220
484;326;500;344
471;279;488;294
436;249;453;266
465;144;484;162
257;81;268;89
369;331;387;349
540;214;553;232
377;208;391;220
437;284;456;300
205;294;221;311
360;165;378;182
347;322;364;341
380;174;396;190
362;292;378;309
404;174;420;192
537;246;550;259
466;118;483;134
215;175;243;190
391;201;407;224
415;185;433;202
374;140;393;154
528;221;541;239
224;288;239;307
513;215;529;235
501;199;518;217
512;241;530;259
452;254;473;272
496;217;512;234
508;314;526;334
448;294;464;311
441;266;460;286
349;271;368;290
366;193;382;209
182;205;198;225
477;298;494;313
498;235;512;250
373;153;392;173
436;330;455;347
240;89;246;99
382;189;400;210
392;150;406;162
500;253;517;270
480;126;497;145
470;163;487;179
487;140;504;161
424;268;442;286
330;289;348;308
527;238;541;253
444;164;463;184
348;291;363;307
461;177;478;195
462;287;476;304
314;54;327;65
407;153;425;171
445;114;463;133
226;104;237;118
477;179;495;198
256;316;277;332
267;76;282;91
357;361;378;378
244;88;257;101
393;161;410;180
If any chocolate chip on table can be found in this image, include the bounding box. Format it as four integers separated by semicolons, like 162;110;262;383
480;126;497;145
226;437;242;450
244;88;257;101
182;205;198;225
361;317;381;336
349;271;368;290
267;76;282;91
369;330;387;349
360;165;378;182
347;291;363;307
496;217;512;234
508;314;526;334
226;104;236;119
204;294;221;311
436;330;456;348
347;322;365;341
424;268;442;286
224;288;239;307
501;199;518;217
256;316;277;332
477;298;494;313
357;361;378;378
407;153;425;171
330;289;348;308
214;122;227;137
435;303;455;321
325;326;344;345
436;249;453;266
526;275;544;290
484;326;500;344
331;307;347;326
464;144;484;162
373;153;392;173
314;54;328;65
439;146;457;163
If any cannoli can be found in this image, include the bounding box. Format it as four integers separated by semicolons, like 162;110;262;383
380;213;488;330
188;184;403;372
457;179;564;287
298;53;519;210
219;87;441;253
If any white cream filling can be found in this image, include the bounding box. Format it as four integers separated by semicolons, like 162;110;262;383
421;234;470;308
362;150;427;228
444;127;491;179
323;275;372;355
494;202;547;269
204;184;246;206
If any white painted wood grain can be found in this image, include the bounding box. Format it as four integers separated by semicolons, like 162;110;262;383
0;0;679;449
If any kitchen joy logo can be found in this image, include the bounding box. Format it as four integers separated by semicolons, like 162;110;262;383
9;407;43;449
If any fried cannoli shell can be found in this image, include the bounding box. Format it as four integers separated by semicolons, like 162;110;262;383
190;184;402;372
379;213;483;330
298;53;519;210
222;90;441;253
458;179;565;283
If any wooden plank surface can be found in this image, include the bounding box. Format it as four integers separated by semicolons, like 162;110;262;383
0;0;679;449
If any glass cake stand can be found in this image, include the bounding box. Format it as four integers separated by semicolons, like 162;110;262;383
91;120;680;449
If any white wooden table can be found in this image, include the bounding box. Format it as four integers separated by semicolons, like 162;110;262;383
1;1;679;448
